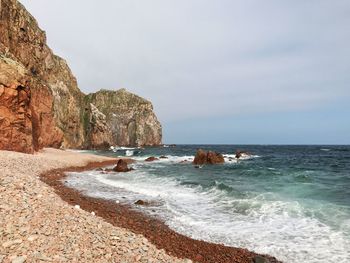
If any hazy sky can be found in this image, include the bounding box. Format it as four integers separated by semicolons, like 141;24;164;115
20;0;350;144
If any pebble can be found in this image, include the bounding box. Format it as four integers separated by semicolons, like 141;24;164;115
11;256;26;263
0;149;190;263
2;239;22;248
27;235;38;242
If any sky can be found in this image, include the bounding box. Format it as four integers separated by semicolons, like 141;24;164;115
20;0;350;144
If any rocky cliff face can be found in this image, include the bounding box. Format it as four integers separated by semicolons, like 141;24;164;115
85;89;162;147
0;0;162;153
0;0;85;149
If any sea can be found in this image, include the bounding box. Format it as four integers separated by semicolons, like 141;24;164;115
65;145;350;263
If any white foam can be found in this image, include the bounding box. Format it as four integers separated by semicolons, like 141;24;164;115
110;146;140;152
130;155;194;163
66;165;350;263
125;150;134;156
321;148;331;152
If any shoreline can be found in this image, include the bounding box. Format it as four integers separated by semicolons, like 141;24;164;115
0;149;188;263
40;160;281;263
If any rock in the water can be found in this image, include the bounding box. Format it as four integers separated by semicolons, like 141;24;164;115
207;151;225;164
159;155;168;159
113;159;133;172
134;200;149;206
235;150;251;159
193;149;207;165
193;149;225;165
145;156;159;162
253;256;271;263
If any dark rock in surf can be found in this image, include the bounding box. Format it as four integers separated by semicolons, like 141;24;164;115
112;159;133;172
193;149;225;165
193;149;207;165
135;200;149;206
207;151;225;164
253;256;271;263
145;156;159;162
235;150;251;159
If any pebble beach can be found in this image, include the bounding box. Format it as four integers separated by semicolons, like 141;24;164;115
0;148;190;263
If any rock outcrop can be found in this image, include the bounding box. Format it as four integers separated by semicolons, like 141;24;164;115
0;55;63;153
112;159;133;172
84;103;113;149
85;89;162;147
0;0;162;153
193;149;225;165
0;0;84;150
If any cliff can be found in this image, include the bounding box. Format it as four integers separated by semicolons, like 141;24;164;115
85;89;162;148
0;0;162;153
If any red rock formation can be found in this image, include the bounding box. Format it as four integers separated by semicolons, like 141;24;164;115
0;68;33;152
207;151;225;164
193;149;208;165
193;149;225;165
0;0;82;151
112;159;133;172
0;0;162;153
0;56;63;153
30;81;63;150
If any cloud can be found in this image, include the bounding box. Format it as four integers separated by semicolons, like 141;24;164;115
20;0;350;125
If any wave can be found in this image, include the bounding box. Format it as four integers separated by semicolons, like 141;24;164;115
125;150;134;156
64;152;350;263
110;146;141;153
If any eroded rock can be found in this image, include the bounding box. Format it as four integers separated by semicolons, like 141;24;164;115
112;159;133;172
193;149;225;165
85;89;162;147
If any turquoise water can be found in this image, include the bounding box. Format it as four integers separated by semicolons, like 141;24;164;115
66;145;350;262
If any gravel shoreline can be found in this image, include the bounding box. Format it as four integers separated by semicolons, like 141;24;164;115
40;152;281;263
1;148;281;263
0;148;189;263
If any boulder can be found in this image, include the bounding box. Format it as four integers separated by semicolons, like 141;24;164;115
159;155;168;159
253;256;271;263
207;151;225;164
193;149;208;165
193;149;225;165
235;150;251;159
112;159;133;172
145;156;159;162
134;199;149;206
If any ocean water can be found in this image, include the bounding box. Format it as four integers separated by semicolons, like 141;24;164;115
65;145;350;262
